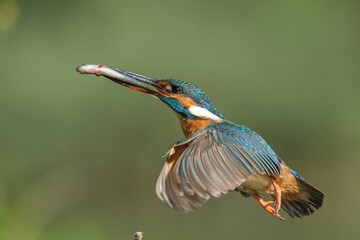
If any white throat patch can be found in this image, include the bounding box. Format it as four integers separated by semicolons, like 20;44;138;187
188;106;223;122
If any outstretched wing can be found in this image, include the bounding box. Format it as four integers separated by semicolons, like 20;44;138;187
156;121;283;212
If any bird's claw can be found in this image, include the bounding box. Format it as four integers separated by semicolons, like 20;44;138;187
252;190;285;221
274;208;279;215
273;209;285;221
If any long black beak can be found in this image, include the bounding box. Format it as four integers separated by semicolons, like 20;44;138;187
76;64;164;97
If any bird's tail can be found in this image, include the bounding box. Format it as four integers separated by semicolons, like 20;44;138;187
280;177;325;218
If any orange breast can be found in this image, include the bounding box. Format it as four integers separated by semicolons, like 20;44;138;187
177;115;212;138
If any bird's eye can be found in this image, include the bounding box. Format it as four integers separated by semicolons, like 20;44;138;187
172;86;182;94
164;84;183;94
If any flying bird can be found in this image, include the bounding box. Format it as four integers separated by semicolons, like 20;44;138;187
76;64;324;220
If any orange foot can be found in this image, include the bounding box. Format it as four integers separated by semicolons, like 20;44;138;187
272;179;282;215
252;195;285;221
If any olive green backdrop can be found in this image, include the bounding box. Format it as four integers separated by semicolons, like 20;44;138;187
1;0;359;239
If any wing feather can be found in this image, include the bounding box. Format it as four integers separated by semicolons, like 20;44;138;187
156;121;283;212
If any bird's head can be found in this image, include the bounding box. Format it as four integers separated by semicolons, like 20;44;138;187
76;65;224;122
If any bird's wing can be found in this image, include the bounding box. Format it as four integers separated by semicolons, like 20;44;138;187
156;121;283;212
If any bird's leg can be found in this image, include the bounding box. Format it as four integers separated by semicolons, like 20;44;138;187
252;194;285;221
272;178;282;215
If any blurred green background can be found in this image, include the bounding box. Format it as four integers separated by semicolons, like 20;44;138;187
1;0;359;239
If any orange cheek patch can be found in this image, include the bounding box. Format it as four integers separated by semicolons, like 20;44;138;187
175;96;198;108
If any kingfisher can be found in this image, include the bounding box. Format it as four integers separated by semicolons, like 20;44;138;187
76;64;324;220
